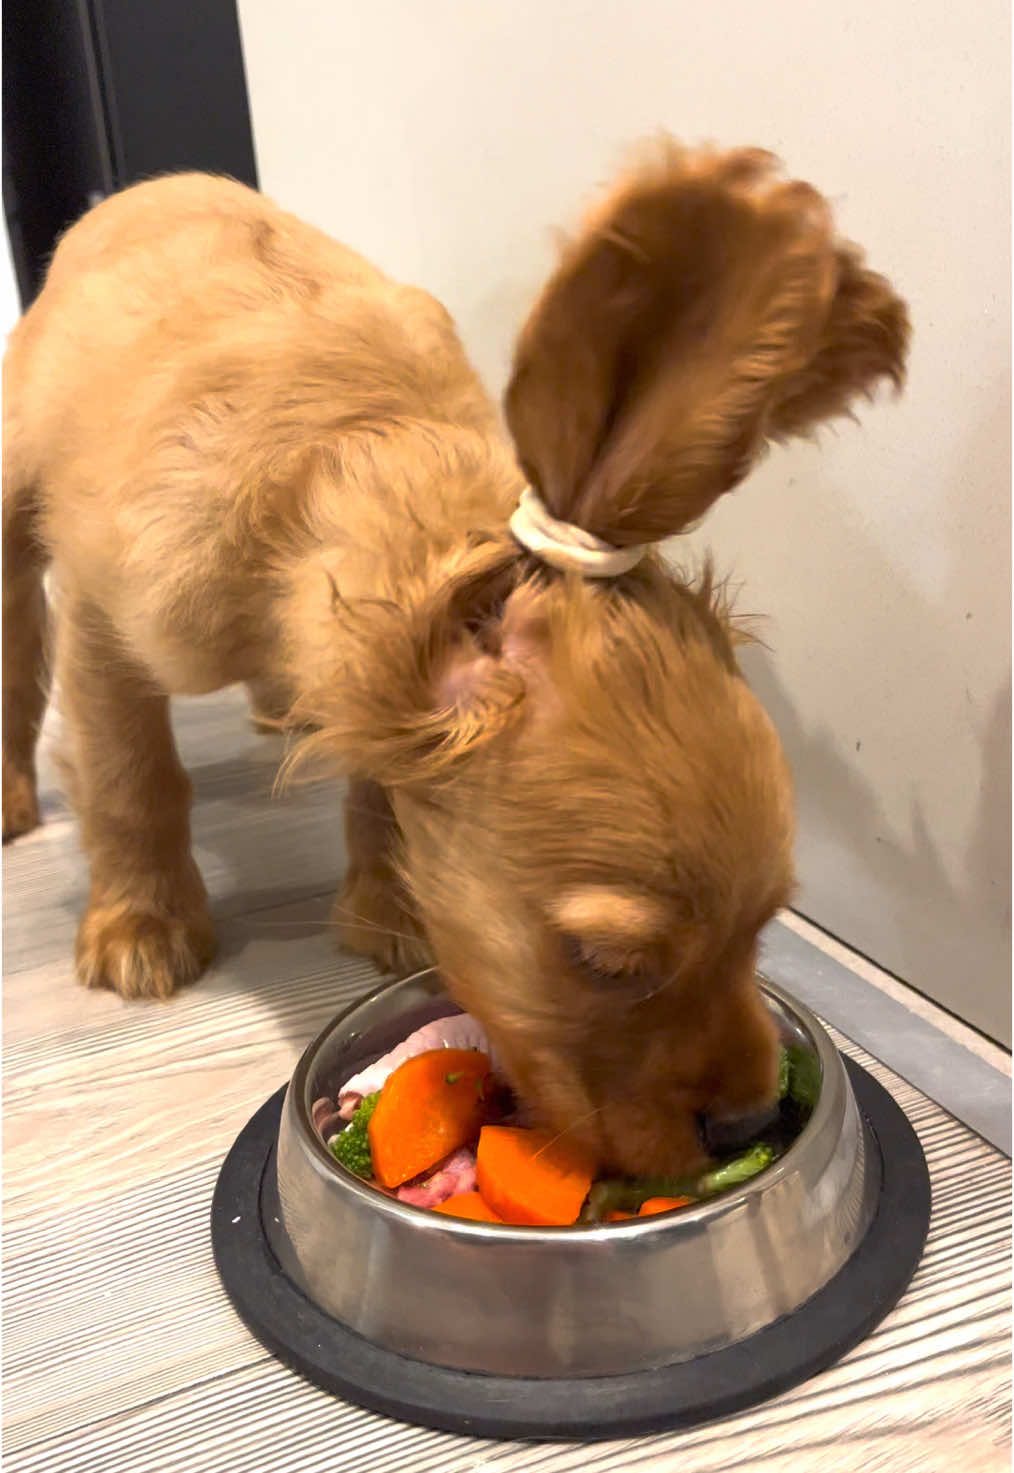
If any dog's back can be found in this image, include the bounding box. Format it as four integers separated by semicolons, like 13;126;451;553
7;175;371;487
3;174;499;690
5;171;490;537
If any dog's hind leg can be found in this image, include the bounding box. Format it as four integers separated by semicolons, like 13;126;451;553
2;475;51;841
335;777;431;974
57;596;217;998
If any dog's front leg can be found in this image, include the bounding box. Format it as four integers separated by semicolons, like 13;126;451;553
335;777;431;974
58;599;217;999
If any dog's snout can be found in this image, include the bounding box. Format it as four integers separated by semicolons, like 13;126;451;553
701;1100;780;1156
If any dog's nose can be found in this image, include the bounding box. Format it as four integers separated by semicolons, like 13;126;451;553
701;1100;780;1155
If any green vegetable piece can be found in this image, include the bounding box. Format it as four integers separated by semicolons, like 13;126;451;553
330;1091;381;1179
698;1142;774;1196
580;1181;631;1222
777;1046;791;1098
785;1044;821;1111
582;1142;782;1221
580;1174;700;1222
445;1071;463;1085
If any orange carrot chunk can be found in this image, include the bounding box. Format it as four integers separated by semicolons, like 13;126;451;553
433;1191;503;1222
476;1126;595;1226
638;1196;694;1216
368;1049;493;1188
605;1210;634;1222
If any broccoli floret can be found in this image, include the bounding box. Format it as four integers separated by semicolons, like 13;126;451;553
329;1091;380;1179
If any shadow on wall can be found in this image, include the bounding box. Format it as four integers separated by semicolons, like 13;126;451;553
746;645;1010;1023
726;383;1011;1042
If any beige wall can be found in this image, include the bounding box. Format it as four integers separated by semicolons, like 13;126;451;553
237;0;1011;1042
2;231;20;343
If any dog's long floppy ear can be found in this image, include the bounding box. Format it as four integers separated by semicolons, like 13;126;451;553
285;540;531;788
504;142;910;547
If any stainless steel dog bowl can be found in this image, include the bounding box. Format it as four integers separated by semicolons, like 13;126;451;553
271;970;871;1376
212;968;930;1438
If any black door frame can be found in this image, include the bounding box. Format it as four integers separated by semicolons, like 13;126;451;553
3;0;258;308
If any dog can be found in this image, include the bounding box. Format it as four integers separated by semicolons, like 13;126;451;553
2;141;908;1176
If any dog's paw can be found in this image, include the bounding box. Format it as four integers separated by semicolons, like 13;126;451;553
333;873;432;975
75;899;217;1000
2;760;40;842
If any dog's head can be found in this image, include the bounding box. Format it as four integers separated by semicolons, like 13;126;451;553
306;143;908;1175
387;563;796;1175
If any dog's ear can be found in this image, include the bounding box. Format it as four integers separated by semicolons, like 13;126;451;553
504;141;909;547
286;541;532;787
763;239;909;438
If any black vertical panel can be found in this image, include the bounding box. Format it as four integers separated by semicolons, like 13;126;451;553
3;0;258;309
89;0;258;189
2;0;113;305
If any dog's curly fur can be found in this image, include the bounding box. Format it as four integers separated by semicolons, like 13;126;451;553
2;141;908;1174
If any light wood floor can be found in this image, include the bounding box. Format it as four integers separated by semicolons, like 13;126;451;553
3;688;1011;1472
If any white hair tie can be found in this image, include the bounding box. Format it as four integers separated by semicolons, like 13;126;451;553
509;487;648;578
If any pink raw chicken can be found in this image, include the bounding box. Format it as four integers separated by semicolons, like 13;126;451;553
396;1146;478;1206
338;1012;495;1118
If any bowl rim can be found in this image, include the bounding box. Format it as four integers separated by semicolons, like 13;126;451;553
290;967;836;1243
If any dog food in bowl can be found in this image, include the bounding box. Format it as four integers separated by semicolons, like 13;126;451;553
311;1012;820;1226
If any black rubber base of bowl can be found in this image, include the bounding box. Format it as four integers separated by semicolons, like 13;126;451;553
211;1056;930;1442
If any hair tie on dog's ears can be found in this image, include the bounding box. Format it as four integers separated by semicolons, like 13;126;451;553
509;488;647;578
